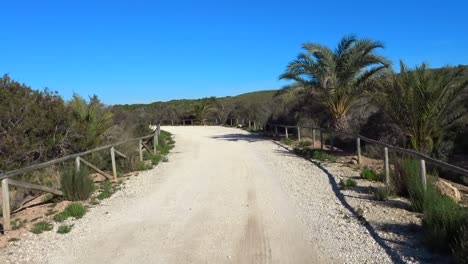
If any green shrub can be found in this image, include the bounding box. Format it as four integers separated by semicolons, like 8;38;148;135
156;145;171;155
393;158;425;212
453;220;468;264
422;185;467;253
298;140;312;148
280;138;293;145
373;186;392;201
61;167;95;201
360;167;382;182
97;181;115;200
54;203;87;222
30;221;53;234
144;152;164;165
339;178;357;189
312;151;336;162
57;224;73;234
137;161;153;171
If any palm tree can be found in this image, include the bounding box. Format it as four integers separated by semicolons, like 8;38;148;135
372;62;468;155
69;94;113;150
280;35;390;131
192;98;217;125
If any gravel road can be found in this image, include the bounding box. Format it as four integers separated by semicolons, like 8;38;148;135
1;126;393;263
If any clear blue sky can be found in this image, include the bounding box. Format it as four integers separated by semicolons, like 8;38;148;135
1;0;467;105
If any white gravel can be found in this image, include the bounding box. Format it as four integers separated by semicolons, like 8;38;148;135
0;126;399;263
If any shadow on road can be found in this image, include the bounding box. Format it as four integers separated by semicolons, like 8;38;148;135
271;141;407;264
210;133;268;143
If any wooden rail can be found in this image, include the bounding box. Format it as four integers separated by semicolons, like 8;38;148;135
0;124;161;231
266;123;468;188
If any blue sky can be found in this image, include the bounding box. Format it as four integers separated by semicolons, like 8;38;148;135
1;0;467;105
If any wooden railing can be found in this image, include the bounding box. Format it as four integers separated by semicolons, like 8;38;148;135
0;125;161;231
159;118;264;129
266;124;468;189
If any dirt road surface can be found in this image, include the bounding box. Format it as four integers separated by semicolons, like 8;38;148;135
3;126;393;263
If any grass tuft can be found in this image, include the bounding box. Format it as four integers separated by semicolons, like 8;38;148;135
61;167;95;201
54;203;87;222
30;221;53;234
339;178;357;190
57;224;74;234
360;167;382;181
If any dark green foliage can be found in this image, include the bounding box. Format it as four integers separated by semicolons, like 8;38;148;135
292;148;336;162
280;138;293;145
453;220;468;264
54;203;87;222
0;75;72;171
30;221;53;234
61;167;95;201
280;35;390;131
393;158;425;212
339;178;357;189
312;151;336;162
144;152;164;166
422;186;467;253
360;167;382;182
57;224;73;234
373;62;468;155
372;186;392;201
97;181;115;200
298;140;312;147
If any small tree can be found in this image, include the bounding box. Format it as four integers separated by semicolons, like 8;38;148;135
280;35;390;131
373;62;468;155
192;97;217;125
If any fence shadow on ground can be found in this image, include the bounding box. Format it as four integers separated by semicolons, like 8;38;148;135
210;133;268;143
271;141;406;264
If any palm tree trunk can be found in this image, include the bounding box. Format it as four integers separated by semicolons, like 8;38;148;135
331;114;349;131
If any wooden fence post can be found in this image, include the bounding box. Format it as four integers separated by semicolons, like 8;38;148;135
312;129;316;149
230;119;233;126
285;127;289;139
191;119;194;125
110;147;117;180
157;123;161;136
75;156;81;172
420;159;427;190
183;120;186;125
139;139;143;162
154;133;158;154
320;130;324;150
171;120;174;125
330;132;334;151
254;121;256;130
384;147;389;185
297;126;301;141
357;137;361;164
2;179;11;231
275;126;278;136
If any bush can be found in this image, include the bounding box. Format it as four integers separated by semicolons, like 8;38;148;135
30;221;53;234
393;158;425;212
54;203;87;222
61;167;95;201
361;167;383;182
96;181;115;200
298;140;312;148
453;219;468;264
57;224;73;234
312;151;336;162
144;152;164;165
280;138;293;145
422;185;467;253
373;186;392;201
339;178;357;189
